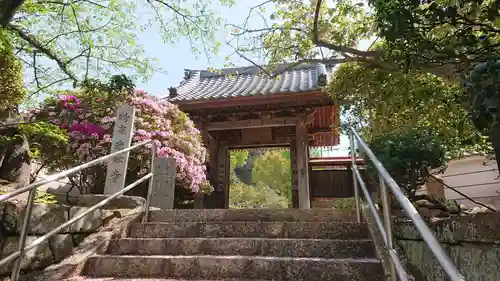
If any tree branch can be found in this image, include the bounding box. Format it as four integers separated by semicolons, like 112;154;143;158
311;0;376;58
8;24;79;86
226;39;346;78
151;0;207;32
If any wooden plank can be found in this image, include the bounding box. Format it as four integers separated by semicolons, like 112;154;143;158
241;128;272;143
296;116;311;209
104;104;135;195
150;157;176;209
207;117;298;131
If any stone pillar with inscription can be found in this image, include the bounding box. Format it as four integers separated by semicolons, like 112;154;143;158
150;157;176;209
103;105;135;195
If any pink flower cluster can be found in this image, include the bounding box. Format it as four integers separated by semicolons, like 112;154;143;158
59;95;82;110
28;91;208;193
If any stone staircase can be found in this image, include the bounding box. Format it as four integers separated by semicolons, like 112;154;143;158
77;209;384;281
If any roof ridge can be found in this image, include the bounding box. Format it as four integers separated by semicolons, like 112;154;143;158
184;61;340;79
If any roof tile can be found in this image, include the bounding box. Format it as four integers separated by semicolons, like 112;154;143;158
169;62;338;102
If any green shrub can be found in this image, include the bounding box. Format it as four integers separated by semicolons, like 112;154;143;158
367;129;447;201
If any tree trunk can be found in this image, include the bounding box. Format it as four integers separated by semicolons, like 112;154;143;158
0;0;25;27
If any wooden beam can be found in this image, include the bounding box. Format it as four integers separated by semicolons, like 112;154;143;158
174;91;330;111
207;117;298;131
305;113;315;124
296;115;311;209
309;127;332;134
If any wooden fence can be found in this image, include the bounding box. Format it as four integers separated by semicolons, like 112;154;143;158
309;165;374;198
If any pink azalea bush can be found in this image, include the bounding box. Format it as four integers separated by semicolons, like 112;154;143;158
27;89;211;195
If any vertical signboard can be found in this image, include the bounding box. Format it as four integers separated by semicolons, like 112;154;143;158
103;104;135;194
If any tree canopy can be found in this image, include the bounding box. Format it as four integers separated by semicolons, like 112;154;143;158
371;0;500;75
228;149;291;208
328;61;489;157
227;0;500;77
0;29;25;117
230;150;249;169
1;0;234;97
252;150;292;202
226;0;378;73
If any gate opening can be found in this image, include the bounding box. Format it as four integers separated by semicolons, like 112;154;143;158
228;147;292;209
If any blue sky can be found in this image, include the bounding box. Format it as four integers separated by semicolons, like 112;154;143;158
133;1;270;95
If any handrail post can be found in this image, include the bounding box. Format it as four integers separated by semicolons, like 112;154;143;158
10;188;37;281
380;174;397;281
142;141;157;223
350;133;361;223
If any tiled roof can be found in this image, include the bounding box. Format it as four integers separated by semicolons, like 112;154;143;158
168;62;338;102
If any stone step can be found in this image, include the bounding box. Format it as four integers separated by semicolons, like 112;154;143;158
67;276;271;281
82;255;383;281
106;238;376;258
128;221;370;239
147;209;356;222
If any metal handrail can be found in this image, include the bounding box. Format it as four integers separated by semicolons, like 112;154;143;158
0;140;157;281
349;128;466;281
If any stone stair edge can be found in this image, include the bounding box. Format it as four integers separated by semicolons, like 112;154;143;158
68;276;273;281
146;209;359;222
149;208;343;212
109;237;374;242
87;254;381;263
134;221;367;225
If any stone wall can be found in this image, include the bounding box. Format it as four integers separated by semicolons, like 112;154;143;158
0;195;144;277
393;213;500;281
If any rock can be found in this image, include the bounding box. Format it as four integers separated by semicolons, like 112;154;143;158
68;207;102;233
0;133;31;187
14;203;69;235
73;195;145;209
71;234;88;247
418;207;449;218
4;201;69;235
394;212;500;244
49;234;73;262
0;236;53;275
43;182;83;203
2;201;20;233
463;205;496;214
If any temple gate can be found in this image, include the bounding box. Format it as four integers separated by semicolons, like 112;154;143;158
168;63;340;209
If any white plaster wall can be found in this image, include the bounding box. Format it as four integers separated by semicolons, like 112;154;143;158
435;156;500;208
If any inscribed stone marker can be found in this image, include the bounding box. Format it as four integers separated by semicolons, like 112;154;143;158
103;104;135;195
150;157;176;209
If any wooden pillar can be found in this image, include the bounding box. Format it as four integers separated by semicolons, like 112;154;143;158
290;141;299;208
296;116;311;209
